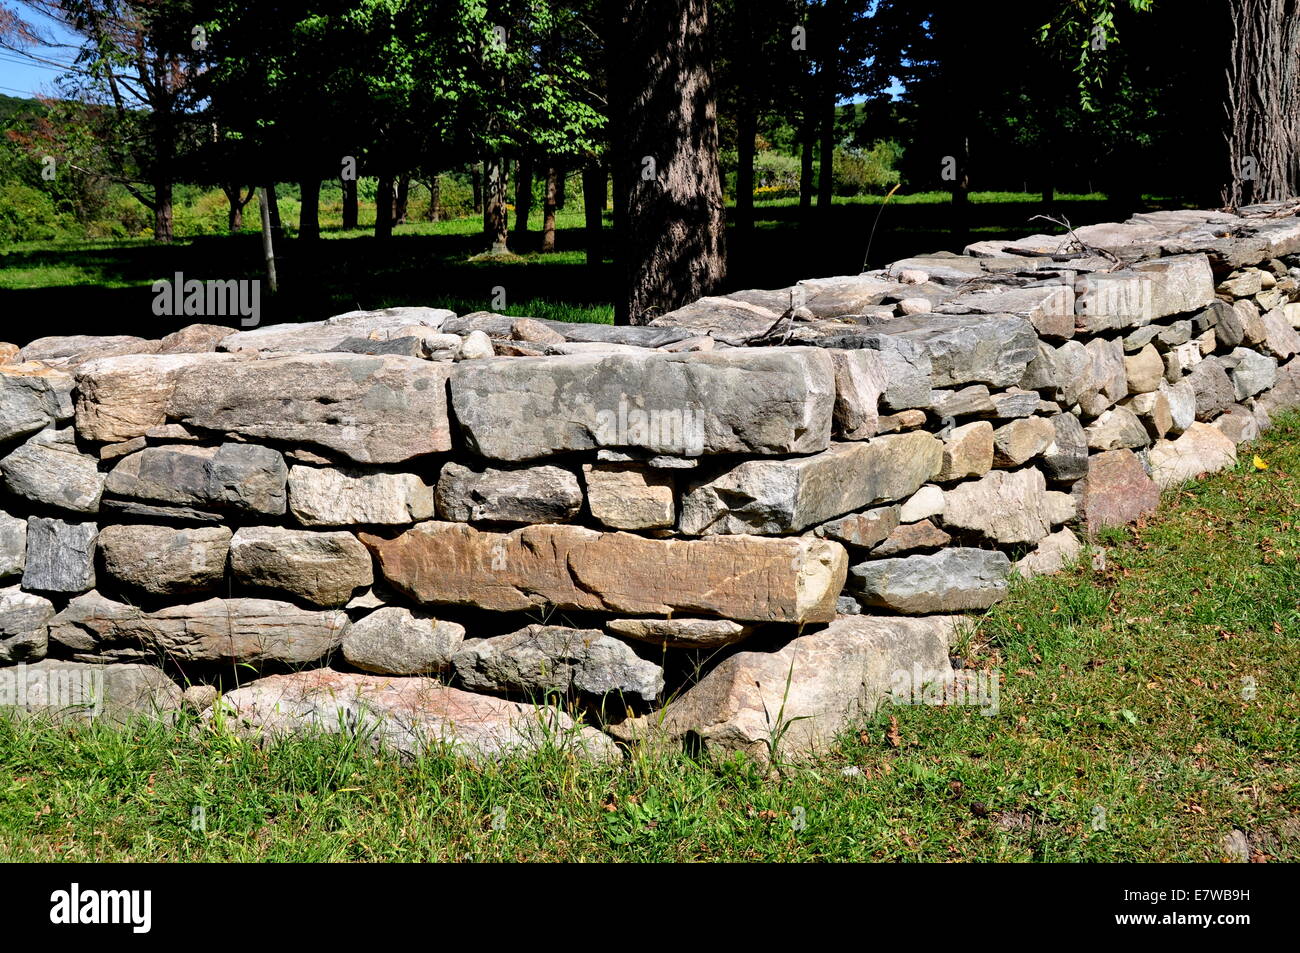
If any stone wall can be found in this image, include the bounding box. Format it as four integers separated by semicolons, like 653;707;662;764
3;202;1299;763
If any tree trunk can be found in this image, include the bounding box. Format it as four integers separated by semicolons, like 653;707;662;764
222;183;244;233
733;0;757;263
154;177;174;244
425;177;441;222
483;156;509;254
375;173;394;240
266;183;282;242
583;163;606;266
817;99;836;210
555;164;566;209
542;164;560;252
394;174;410;226
299;177;321;242
514;155;534;240
607;0;727;325
342;177;358;229
1223;0;1300;207
472;164;483;214
799;114;815;214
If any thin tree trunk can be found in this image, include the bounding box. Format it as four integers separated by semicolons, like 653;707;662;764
799;114;815;214
555;164;566;209
542;164;559;252
817;99;836;210
514;155;534;239
222;183;245;233
342;177;358;229
607;0;727;325
472;164;483;214
299;176;321;241
154;177;174;244
583;163;606;266
483;156;509;254
394;174;410;226
266;183;282;242
425;177;441;222
258;186;278;293
375;173;394;240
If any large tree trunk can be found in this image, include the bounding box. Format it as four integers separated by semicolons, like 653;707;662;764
425;177;441;222
342;177;358;229
583;163;606;266
394;174;411;226
154;177;174;244
483;156;509;254
1224;0;1300;207
607;0;727;325
542;164;560;252
375;173;394;240
299;176;321;242
471;164;483;214
514;155;534;240
222;183;246;233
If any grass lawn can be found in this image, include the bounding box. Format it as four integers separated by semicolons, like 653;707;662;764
1;413;1296;863
0;191;1164;341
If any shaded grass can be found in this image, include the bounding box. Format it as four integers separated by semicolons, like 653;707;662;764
1;415;1297;862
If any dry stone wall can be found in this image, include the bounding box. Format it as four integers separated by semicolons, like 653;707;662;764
4;203;1300;763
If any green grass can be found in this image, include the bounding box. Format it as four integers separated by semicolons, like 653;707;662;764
2;414;1297;862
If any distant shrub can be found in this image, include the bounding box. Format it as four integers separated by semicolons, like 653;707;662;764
0;181;66;242
833;140;903;196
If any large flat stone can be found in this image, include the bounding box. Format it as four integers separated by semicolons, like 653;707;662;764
342;606;465;675
679;433;941;535
0;363;74;442
167;353;454;464
230;526;373;607
435;462;581;525
1147;422;1238;488
0;660;182;724
48;592;347;664
287;465;434;527
96;524;231;597
448;347;835;461
105;443;287;516
0;428;104;513
205;669;617;762
1072;449;1161;532
850;548;1011;613
870;314;1038;387
942;468;1052;544
604;617;753;650
360;522;846;623
22;517;96;594
217;307;454;353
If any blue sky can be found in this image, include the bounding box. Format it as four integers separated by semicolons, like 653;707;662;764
0;9;82;98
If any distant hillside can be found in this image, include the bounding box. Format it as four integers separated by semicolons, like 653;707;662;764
0;92;47;125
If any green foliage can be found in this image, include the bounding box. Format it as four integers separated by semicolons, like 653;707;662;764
0;181;65;242
832;140;903;196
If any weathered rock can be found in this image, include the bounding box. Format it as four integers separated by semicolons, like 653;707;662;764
435;461;582;525
605;617;753;649
453;624;663;703
812;505;900;549
1214;404;1260;444
930;385;995;418
167;353;455;464
1254;309;1300;358
22;517;96;593
582;464;675;530
96;524;231;597
458;329;495;360
937;283;1075;339
20;335;158;366
361;522;846;623
105;443;287;516
0;660;182;723
1124;390;1173;440
1072;449;1160;532
1124;344;1165;394
1255;358;1300;418
449;347;836;461
1186;358;1236;421
617;615;956;763
1014;528;1083;579
829;349;886;439
936;420;994;481
1084;406;1150;451
217;307;453;354
898;484;945;523
0;511;26;580
1214;300;1248;349
1131;254;1215;318
873;519;952;555
0;586;54;663
49;591;347;664
942;468;1052;544
1040;413;1089;482
992;416;1054;466
287;465;434;527
342;606;465;675
1217;270;1264;297
73;352;249;443
851;548;1010;612
989;388;1041;419
156;323;233;354
1165;378;1197;434
206;669;617;762
230;526;373;607
679;434;941;535
1225;347;1277;399
1075;338;1129;417
1044;490;1077;525
1147;423;1238;489
0;363;74;442
875;346;934;411
876;314;1038;387
0;428;105;513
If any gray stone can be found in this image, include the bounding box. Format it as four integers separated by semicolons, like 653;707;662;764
1075;338;1129;417
167;353;455;464
105;443;287;516
0;428;105;513
872;519;952;555
435;461;582;525
613;614;957;763
449;347;835;461
812;505;900;549
1255;309;1300;358
989;388;1041;419
1131;254;1216;317
1040;413;1089;481
1085;406;1150;451
206;669;617;763
931;385;994;418
0;585;54;663
605;617;753;649
1124;344;1165;393
230;526;373;607
1212;300;1247;349
22;517;96;593
343;606;465;675
1187;358;1236;421
96;524;231;597
453;624;664;702
582;464;675;530
875;346;934;411
942;468;1052;544
1165;378;1197;434
1226;347;1277;399
1154;320;1193;350
1147;423;1238;489
20;334;157;365
851;549;1011;613
0;363;74;442
875;314;1038;387
0;660;182;724
287;465;435;527
829;349;886;439
1014;528;1083;580
0;511;26;580
993;416;1054;466
679;433;941;535
937;420;994;481
49;591;347;665
937;283;1075;339
217;307;453;354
